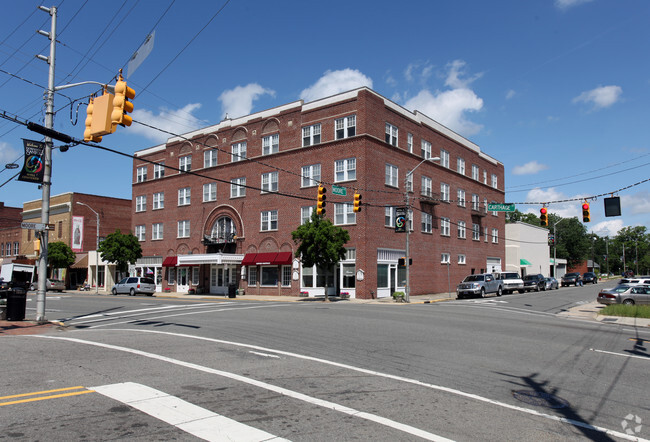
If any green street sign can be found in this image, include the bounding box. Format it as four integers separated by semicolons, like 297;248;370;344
332;185;347;196
487;203;516;212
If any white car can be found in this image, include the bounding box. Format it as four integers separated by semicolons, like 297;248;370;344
112;277;156;296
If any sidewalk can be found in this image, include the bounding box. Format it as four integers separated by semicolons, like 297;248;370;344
557;300;650;327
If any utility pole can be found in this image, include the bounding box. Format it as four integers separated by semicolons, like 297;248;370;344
552;217;565;279
35;5;57;323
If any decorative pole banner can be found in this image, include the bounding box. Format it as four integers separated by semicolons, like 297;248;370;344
18;139;46;184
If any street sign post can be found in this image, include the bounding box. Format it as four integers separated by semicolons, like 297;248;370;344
21;222;54;230
332;185;347;196
487;203;516;212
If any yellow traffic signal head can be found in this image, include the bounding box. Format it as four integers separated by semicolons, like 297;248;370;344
111;75;136;129
83;98;103;142
540;207;548;226
317;184;327;215
353;192;362;213
582;202;590;222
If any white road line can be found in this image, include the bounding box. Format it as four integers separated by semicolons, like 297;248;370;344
67;303;222;324
62;328;648;442
249;351;281;358
590;348;650;361
35;335;454;442
92;382;288;442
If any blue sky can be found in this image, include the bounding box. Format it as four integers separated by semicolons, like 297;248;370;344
1;0;649;237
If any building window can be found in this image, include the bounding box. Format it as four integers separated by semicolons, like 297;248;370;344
136;166;147;183
178;187;191;206
302;124;321;146
440;149;450;168
177;220;190;238
261;210;278;231
441;253;450;264
262;134;279;155
440;217;450;236
472;223;480;241
457;189;466;207
204;150;218;168
483;170;488;185
135;225;146;241
152;223;163;240
421;176;432;197
472;164;479;181
154;163;165;179
458;221;466;239
407;133;413;153
385;123;398;146
440;183;450;202
13;242;19;255
261;171;279;193
301;206;315;224
335;115;356;139
261;267;279;286
230;177;246;198
491;174;498;189
405;173;413;192
472;194;480;211
135;195;146;212
301;164;321;187
385;163;398;187
192;267;200;285
422;212;432;233
484;227;489;243
335;158;356;182
231;141;247;162
421;140;431;159
248;266;257;286
334;203;356;225
457;158;465;175
484;198;489;214
179;155;191;172
153;192;164;210
211;216;236;241
458;254;466;265
282;266;291;287
492;228;499;243
384;206;396;227
203;183;216;202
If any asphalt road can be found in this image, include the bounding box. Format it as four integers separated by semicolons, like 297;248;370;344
2;283;649;441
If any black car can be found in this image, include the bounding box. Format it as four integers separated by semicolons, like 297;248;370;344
582;272;598;284
561;272;582;287
523;274;546;292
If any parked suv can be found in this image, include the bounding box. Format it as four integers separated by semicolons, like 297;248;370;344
112;277;156;296
561;272;582;287
582;272;598;284
523;274;546;292
497;272;525;294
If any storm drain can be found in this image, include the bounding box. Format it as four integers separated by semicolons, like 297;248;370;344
512;390;569;409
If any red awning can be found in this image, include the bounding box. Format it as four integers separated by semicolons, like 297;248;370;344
241;252;293;266
162;256;177;267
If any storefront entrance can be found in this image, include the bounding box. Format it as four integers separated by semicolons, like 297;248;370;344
210;265;234;295
177;268;190;292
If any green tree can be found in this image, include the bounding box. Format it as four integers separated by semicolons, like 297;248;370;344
555;217;591;269
291;212;350;301
48;241;76;274
97;229;142;273
613;226;650;275
506;209;542;226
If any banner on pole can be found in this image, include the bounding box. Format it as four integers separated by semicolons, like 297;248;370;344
17;139;46;184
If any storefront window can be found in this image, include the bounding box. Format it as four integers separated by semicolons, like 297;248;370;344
377;264;388;288
282;266;291;287
302;266;313;287
261;267;278;286
342;263;355;288
248;267;257;285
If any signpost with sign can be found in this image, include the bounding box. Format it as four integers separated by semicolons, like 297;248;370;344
487;203;516;212
331;185;347;196
21;222;54;231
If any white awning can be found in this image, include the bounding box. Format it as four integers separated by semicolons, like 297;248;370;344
177;253;244;266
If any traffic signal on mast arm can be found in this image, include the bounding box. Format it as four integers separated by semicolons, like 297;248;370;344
83;97;102;142
317;184;327;215
540;207;548;226
111;71;135;131
582;202;590;222
353;192;362;213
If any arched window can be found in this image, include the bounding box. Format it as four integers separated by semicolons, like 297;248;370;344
211;216;236;242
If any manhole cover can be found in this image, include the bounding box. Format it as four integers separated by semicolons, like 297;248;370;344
512;390;569;409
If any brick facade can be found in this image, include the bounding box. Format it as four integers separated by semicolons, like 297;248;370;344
132;88;505;299
0;202;22;262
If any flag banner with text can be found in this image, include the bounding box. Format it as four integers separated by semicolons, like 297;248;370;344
17;139;45;184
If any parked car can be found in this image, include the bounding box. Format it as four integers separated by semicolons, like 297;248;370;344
561;272;582;287
497;272;525;294
523;274;546;292
582;272;598;284
29;278;65;292
544;277;559;290
112;277;156;296
619;277;650;286
597;284;650;305
456;273;503;299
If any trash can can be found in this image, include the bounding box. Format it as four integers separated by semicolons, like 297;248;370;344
228;283;237;298
6;288;27;321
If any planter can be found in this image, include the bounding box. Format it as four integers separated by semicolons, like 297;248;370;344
299;291;309;297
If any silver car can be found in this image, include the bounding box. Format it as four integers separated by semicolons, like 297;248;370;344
597;284;650;305
29;278;65;292
112;277;156;296
544;277;559;290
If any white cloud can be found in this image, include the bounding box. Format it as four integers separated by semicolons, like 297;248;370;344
444;60;482;89
0;141;20;165
555;0;594;10
591;219;624;237
572;85;622;110
512;161;549;175
404;88;484;136
505;89;516;100
300;69;373;102
622;191;650;215
219;84;275;120
131;103;203;143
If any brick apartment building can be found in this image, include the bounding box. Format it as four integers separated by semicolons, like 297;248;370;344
21;192;132;288
132;87;505;299
0;202;23;264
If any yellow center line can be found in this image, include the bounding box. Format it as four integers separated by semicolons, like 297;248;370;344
0;387;94;406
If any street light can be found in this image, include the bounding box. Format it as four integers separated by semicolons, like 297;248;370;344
404;156;440;302
76;202;99;294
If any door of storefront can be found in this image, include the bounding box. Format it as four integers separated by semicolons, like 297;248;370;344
210;265;233;295
177;268;190;292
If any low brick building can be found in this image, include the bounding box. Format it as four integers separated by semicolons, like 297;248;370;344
0;202;23;264
132;87;505;299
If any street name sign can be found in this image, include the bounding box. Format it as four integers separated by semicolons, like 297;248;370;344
21;222;54;230
332;185;347;196
487;203;516;212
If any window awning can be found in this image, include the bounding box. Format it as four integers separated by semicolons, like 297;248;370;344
70;253;88;269
162;256;177;267
177;253;244;266
241;252;293;266
520;258;532;266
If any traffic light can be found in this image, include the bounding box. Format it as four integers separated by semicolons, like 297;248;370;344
582;202;590;222
353;192;362;213
317;184;327;215
111;72;135;131
83;97;103;142
540;207;548;226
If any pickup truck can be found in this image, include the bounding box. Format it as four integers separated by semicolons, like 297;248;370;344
456;273;503;299
495;272;525;294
